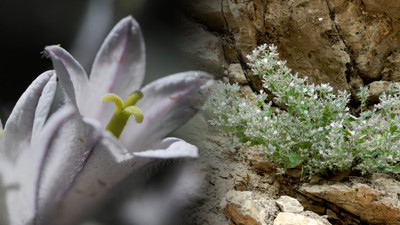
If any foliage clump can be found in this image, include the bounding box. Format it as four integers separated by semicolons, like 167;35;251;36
205;44;400;178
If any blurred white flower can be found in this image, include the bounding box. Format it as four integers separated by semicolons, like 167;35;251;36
2;16;213;225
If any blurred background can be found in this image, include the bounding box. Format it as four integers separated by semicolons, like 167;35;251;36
0;0;192;123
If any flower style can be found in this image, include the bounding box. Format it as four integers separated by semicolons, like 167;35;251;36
1;15;212;225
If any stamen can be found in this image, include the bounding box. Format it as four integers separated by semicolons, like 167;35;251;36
102;91;144;138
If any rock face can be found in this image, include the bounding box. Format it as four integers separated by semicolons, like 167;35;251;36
299;173;400;225
276;196;304;213
220;190;279;225
220;189;331;225
273;212;328;225
178;0;400;95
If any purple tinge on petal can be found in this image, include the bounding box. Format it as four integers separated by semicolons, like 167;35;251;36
40;130;154;225
30;108;102;225
44;45;89;110
31;73;57;141
4;106;76;225
120;71;213;152
90;15;145;101
2;71;56;163
50;135;198;224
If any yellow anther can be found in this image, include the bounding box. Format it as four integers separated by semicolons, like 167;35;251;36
102;91;144;138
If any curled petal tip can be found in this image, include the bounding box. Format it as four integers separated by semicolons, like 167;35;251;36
43;45;64;58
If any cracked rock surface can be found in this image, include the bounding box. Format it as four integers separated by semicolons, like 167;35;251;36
177;0;400;95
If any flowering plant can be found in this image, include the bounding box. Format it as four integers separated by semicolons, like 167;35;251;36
0;16;212;225
205;44;400;178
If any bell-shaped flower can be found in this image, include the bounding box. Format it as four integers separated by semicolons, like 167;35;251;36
38;15;213;224
0;71;57;224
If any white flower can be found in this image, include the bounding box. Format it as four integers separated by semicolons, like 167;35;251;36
0;71;57;225
2;16;213;225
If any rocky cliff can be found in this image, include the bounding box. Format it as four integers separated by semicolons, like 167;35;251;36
177;0;400;98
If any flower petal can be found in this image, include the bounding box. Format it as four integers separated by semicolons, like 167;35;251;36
90;15;145;100
44;45;89;109
3;106;77;225
133;137;198;159
31;109;102;225
31;73;57;140
41;130;153;225
120;71;213;152
48;135;198;224
2;71;56;162
0;174;9;225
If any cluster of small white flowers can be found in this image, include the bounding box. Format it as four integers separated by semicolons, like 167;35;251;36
205;44;400;178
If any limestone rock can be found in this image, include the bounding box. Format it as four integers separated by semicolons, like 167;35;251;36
178;0;227;32
273;212;328;225
178;0;400;95
178;19;226;76
228;63;247;84
299;173;400;225
276;196;304;213
220;190;278;225
367;80;391;102
249;153;276;174
382;50;400;82
363;0;400;20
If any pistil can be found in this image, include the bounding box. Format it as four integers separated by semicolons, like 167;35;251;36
102;91;144;138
